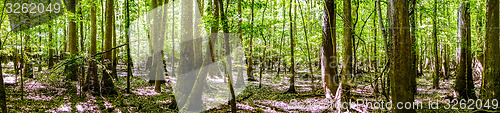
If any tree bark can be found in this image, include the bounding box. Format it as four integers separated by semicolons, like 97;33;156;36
388;0;416;112
322;0;338;99
432;0;440;89
220;1;237;112
456;0;475;99
177;0;196;110
85;0;100;94
125;0;132;94
235;0;245;86
342;0;353;102
247;0;256;81
287;0;296;93
67;0;78;81
102;0;118;95
482;0;499;100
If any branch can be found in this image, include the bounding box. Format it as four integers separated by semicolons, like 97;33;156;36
91;43;128;57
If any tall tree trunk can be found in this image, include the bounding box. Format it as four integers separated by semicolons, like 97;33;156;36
247;0;256;81
0;5;7;111
388;0;416;113
342;0;353;102
85;1;100;94
432;0;440;89
372;0;381;96
151;0;168;93
220;1;237;112
125;0;132;94
67;0;78;81
102;0;118;95
322;0;338;99
275;0;286;81
456;0;475;99
177;0;196;110
235;0;245;86
410;0;417;94
287;0;296;93
299;1;315;95
171;0;176;77
482;0;499;100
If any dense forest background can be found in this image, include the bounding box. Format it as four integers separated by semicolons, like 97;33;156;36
0;0;499;112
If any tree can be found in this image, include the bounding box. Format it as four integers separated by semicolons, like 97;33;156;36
342;0;353;102
125;0;132;94
177;0;196;111
388;0;415;112
85;0;100;94
322;0;338;99
456;0;475;99
235;0;245;86
482;0;499;100
102;0;118;95
0;2;7;111
432;0;440;89
247;0;256;81
299;0;315;95
287;0;296;93
220;0;237;111
67;0;78;81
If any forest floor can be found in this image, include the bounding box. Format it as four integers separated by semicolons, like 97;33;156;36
1;62;480;112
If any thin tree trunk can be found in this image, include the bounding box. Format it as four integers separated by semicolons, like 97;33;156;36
259;0;269;89
235;0;245;86
275;0;286;81
299;1;315;95
432;0;440;89
125;0;132;94
247;0;256;81
287;0;296;93
0;4;7;111
220;1;237;112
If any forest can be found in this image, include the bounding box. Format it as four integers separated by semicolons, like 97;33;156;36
0;0;499;112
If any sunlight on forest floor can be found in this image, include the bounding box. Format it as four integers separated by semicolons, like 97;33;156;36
1;63;478;112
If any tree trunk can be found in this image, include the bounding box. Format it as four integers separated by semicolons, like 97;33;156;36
388;0;416;112
85;1;100;94
287;0;296;93
0;8;7;111
48;22;54;69
235;0;245;86
275;0;286;81
432;0;440;89
112;6;118;79
482;0;499;100
247;0;256;81
456;0;475;99
220;1;237;112
102;0;118;95
322;0;338;99
342;0;353;102
67;0;78;81
125;0;132;94
177;0;196;110
299;1;315;95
